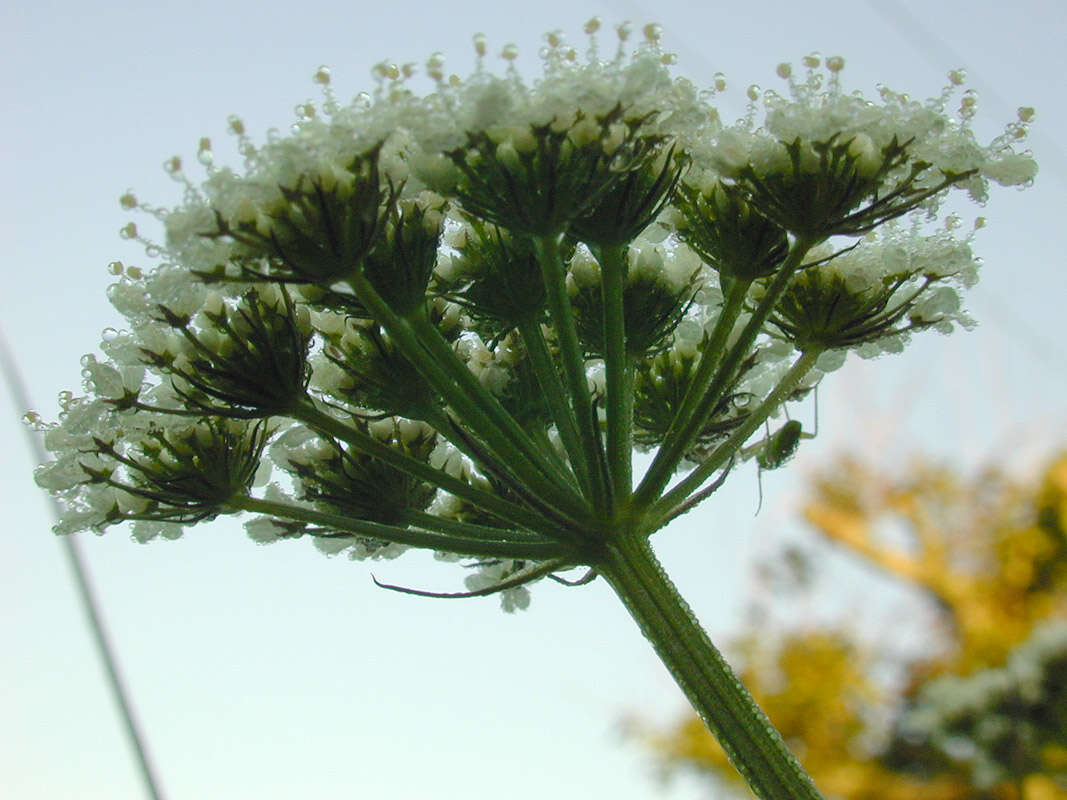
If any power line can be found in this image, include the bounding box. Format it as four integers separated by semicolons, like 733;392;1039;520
0;331;165;800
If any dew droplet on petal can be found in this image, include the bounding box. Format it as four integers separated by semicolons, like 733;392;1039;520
959;89;978;119
197;137;213;166
107;261;124;276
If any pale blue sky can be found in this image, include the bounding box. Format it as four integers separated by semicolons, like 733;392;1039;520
2;1;1065;798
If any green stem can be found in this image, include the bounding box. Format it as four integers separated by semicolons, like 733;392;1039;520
632;277;749;510
533;233;611;514
599;534;824;800
516;318;592;497
400;509;553;543
345;268;591;523
648;348;823;529
293;400;561;537
635;237;818;511
405;305;592;520
599;243;633;507
229;495;572;561
424;408;593;539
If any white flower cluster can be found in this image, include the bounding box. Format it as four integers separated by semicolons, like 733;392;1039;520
31;20;1036;611
412;22;705;158
32;390;270;542
762;211;984;358
693;55;1036;205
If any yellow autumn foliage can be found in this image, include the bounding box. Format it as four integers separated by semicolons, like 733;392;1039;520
641;452;1067;799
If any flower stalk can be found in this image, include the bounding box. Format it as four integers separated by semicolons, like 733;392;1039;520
229;495;574;561
634;235;819;511
533;233;612;514
598;243;635;506
599;533;823;800
648;347;824;529
346;265;592;522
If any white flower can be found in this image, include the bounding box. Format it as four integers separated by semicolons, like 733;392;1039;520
692;56;1036;228
33;21;1037;616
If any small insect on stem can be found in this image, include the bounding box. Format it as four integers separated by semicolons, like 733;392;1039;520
754;419;803;514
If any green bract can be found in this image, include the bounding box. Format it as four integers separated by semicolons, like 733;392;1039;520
200;144;393;285
144;285;313;417
438;107;665;236
88;418;272;525
673;180;789;282
31;20;1036;800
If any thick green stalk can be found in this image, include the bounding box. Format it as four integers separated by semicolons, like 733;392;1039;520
533;233;611;513
517;317;593;498
598;243;633;506
229;495;573;561
293;401;561;537
599;533;824;800
648;348;823;529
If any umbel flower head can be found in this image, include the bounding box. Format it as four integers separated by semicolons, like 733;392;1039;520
762;214;983;355
30;21;1038;800
32;18;1034;601
689;55;1037;242
144;284;313;417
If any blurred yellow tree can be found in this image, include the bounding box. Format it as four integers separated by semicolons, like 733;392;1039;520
638;452;1067;799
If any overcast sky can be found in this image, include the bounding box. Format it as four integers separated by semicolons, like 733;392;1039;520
2;1;1065;798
